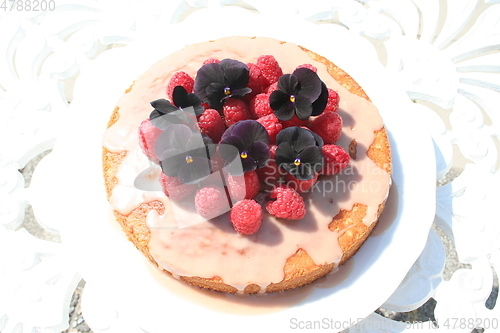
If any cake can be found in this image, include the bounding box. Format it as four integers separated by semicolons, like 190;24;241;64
102;36;392;294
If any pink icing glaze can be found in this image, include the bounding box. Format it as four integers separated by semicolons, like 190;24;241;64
102;37;391;293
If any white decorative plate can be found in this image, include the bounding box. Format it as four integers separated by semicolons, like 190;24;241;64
32;7;436;333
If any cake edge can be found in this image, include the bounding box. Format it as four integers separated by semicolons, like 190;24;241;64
101;41;392;294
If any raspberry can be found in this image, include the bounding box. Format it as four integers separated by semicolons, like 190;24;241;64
138;119;163;163
222;98;250;127
256;55;283;86
280;115;308;128
203;58;220;65
159;173;196;201
230;199;262;235
256;113;282;145
256;145;280;186
296;64;317;72
265;82;278;94
309;112;342;144
166;71;194;100
195;186;230;219
285;172;318;193
249;93;273;119
245;63;266;100
197;108;226;143
321;144;350;175
325;88;340;113
227;170;261;201
266;186;306;220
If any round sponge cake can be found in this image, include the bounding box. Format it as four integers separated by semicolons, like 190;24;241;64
102;36;391;294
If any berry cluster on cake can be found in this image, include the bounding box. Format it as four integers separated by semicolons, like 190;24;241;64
102;36;392;294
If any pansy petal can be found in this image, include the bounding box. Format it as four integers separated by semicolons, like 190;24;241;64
167;124;193;149
178;157;212;184
153;107;195;130
282;162;314;180
241;156;258;173
157;146;180;160
220;135;246;151
298;146;324;171
311;82;328;116
275;142;296;167
160;152;187;177
276;127;316;150
276;127;296;147
288;163;316;180
185;93;205;116
221;124;236;142
248;141;270;168
206;82;226;110
277;74;299;96
230;120;269;146
274;102;296;121
231;87;252;98
294;95;313;120
293;68;322;102
150;99;178;115
172;86;189;108
270;90;290;109
220;59;249;89
185;133;207;152
219;139;243;161
150;113;183;130
194;63;224;100
154;124;192;158
220;58;248;72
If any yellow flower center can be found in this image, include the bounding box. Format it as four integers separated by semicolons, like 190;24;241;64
185;155;194;163
293;158;301;166
289;95;296;103
240;151;248;159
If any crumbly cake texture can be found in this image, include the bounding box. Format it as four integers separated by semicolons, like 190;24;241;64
102;37;391;294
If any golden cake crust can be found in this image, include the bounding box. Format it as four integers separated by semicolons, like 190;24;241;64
102;40;391;294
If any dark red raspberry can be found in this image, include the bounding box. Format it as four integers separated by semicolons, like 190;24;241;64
256;113;282;145
321;144;350;175
266;186;306;220
195;186;230;219
230;199;262;235
138;119;163;163
280;115;308;128
249;93;273;119
325;88;340;113
285;172;319;193
245;63;266;100
309;112;342;144
222;98;250;127
166;71;194;100
227;170;261;201
256;55;283;86
265;82;278;94
159;173;196;201
197;108;226;143
296;64;317;72
203;58;220;65
256;145;280;186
